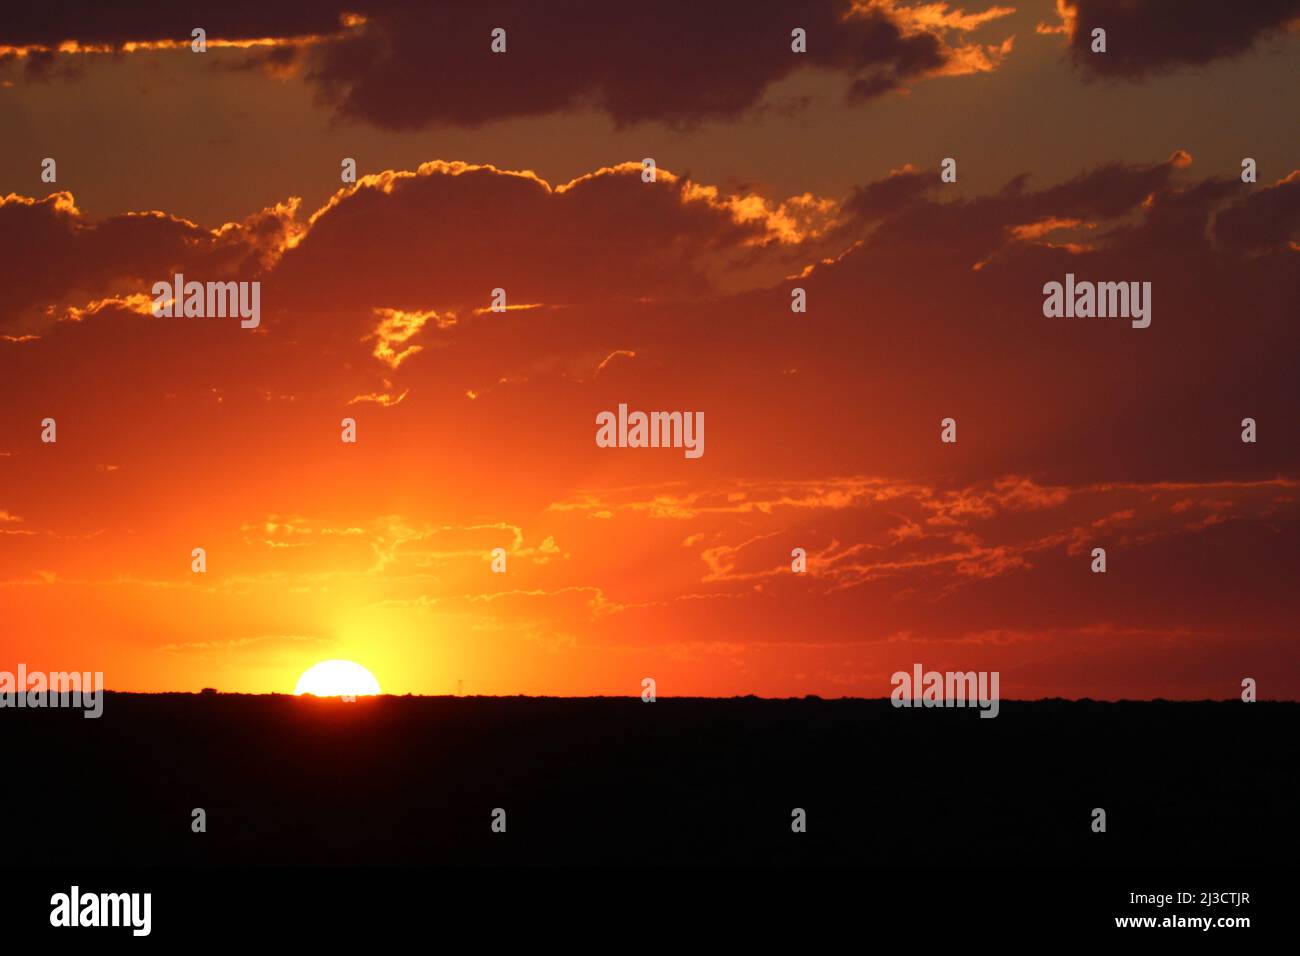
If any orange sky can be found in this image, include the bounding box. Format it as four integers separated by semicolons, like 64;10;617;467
1;1;1298;697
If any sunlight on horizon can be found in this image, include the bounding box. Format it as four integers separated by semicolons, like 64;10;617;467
293;660;382;697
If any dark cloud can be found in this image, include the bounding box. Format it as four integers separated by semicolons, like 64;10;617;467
1056;0;1300;78
0;1;356;47
842;165;937;221
0;193;295;333
0;1;1009;128
3;153;1296;497
270;161;799;328
305;1;975;129
1213;171;1300;252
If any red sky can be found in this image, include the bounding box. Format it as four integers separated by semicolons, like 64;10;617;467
2;1;1298;697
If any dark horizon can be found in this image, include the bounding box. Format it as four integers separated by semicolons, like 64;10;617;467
57;689;1300;703
10;693;1296;868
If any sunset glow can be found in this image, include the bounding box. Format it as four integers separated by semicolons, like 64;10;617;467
0;1;1295;703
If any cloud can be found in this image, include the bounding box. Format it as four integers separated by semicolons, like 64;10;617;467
268;160;829;330
0;3;358;48
159;634;326;653
0;191;299;334
4;152;1297;479
1043;0;1300;78
0;1;1015;127
304;1;1012;128
1213;170;1300;253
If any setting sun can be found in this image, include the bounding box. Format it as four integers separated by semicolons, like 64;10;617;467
294;660;382;698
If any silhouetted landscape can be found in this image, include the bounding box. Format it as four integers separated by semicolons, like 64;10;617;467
9;695;1295;866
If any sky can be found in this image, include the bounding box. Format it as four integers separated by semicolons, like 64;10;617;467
1;0;1297;698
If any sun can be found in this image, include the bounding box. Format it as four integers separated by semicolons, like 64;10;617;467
294;660;382;697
